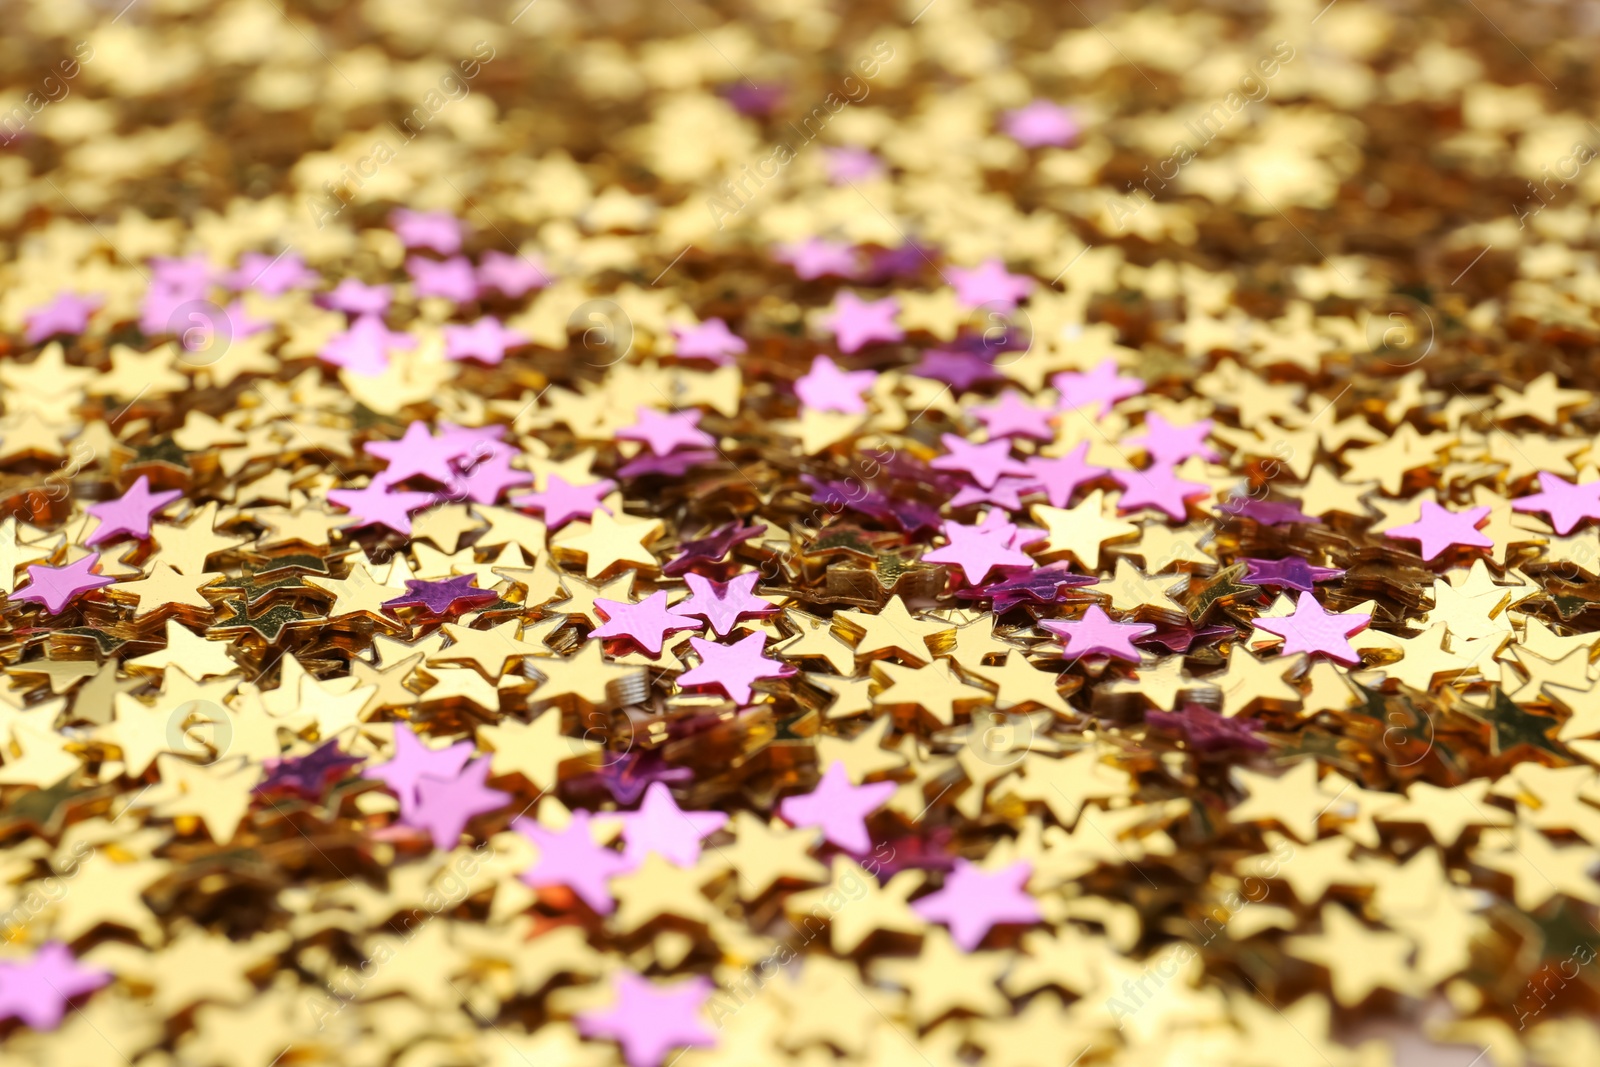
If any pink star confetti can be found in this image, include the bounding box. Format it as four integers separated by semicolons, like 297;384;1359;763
948;259;1035;312
326;481;435;535
368;725;474;818
975;391;1055;441
1039;603;1155;663
576;971;717;1067
617;781;729;867
1001;100;1079;147
677;631;795;704
1253;592;1371;666
930;433;1031;489
778;760;896;853
794;355;877;414
512;810;634;914
1512;471;1600;535
912;859;1041;949
1026;443;1109;506
86;475;183;547
319;278;392;316
512;474;615;528
407;255;479;303
617;407;716;455
1053;358;1144;417
922;514;1035;585
0;942;111;1030
1113;464;1211;522
775;237;860;280
320;313;416;376
476;249;550;297
24;291;101;343
592;590;702;655
225;250;318;294
823;145;885;183
365;420;465;484
671;318;746;365
1126;413;1218;464
406;756;510;850
677;571;776;637
13;555;116;615
1384;501;1493;561
443;316;527;364
825;292;903;353
391;208;465;254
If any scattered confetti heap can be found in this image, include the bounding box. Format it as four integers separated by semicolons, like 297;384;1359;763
4;0;1600;1065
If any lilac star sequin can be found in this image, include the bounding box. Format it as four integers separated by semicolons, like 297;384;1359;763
407;255;479;303
1217;496;1316;526
383;575;498;618
671;318;746;365
257;740;364;800
13;555;116;615
320;278;393;316
1240;557;1345;593
662;521;767;577
226;250;318;294
794;355;876;414
444;316;527;364
476;249;550;297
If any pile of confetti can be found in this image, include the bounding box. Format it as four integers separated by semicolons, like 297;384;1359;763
5;0;1600;1064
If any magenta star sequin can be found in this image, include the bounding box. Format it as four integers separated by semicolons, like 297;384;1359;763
320;313;416;376
367;725;474;817
1053;358;1143;417
1113;464;1210;522
912;859;1041;950
618;781;729;867
13;555;116;615
592;591;702;655
326;481;434;535
512;811;634;913
778;760;896;853
406;756;509;849
577;971;717;1067
930;433;1030;489
85;475;183;547
320;278;392;316
407;255;479;303
1025;443;1109;507
476;249;550;297
1127;413;1217;464
0;942;111;1030
1384;501;1493;561
443;316;527;364
775;237;860;280
948;259;1035;312
965;561;1096;613
1146;704;1267;753
1253;592;1371;666
383;575;497;618
794;355;876;414
922;514;1034;585
975;391;1054;441
1001;100;1079;148
676;571;776;637
1512;472;1600;535
825;292;902;353
909;348;1005;390
677;632;795;704
617;407;715;455
391;208;465;254
24;291;101;343
1039;604;1155;663
512;475;615;528
671;318;746;365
